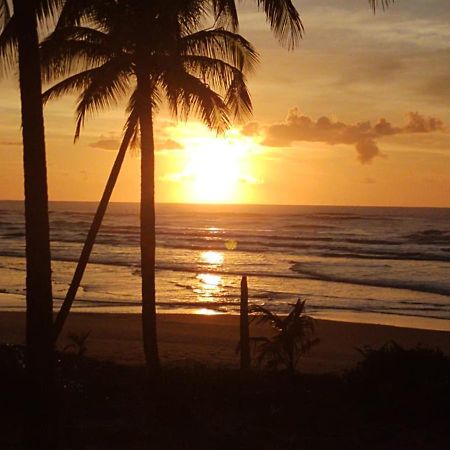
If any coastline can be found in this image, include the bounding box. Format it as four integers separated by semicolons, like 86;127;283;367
2;311;449;374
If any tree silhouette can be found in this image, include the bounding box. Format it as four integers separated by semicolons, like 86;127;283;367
0;0;68;447
42;0;258;373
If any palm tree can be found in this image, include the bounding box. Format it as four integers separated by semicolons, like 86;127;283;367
47;0;304;344
41;0;258;373
251;299;319;372
0;1;68;447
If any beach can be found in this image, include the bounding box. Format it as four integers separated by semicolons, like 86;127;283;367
2;312;449;373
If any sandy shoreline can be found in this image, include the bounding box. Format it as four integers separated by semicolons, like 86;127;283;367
1;312;449;373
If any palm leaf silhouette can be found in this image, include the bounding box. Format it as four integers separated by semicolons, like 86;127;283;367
250;299;319;372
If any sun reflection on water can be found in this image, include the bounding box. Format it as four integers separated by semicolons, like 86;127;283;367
195;272;223;302
197;273;221;289
195;250;225;305
193;308;221;316
201;250;224;266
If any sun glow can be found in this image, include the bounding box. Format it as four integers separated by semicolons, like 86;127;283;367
166;125;262;203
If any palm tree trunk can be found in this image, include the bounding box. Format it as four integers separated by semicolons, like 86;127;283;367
13;0;56;448
136;69;160;375
53;127;134;340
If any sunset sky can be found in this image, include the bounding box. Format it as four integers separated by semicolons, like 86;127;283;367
1;0;449;206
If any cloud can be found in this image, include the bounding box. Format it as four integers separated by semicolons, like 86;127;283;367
89;137;119;151
244;108;446;164
89;136;183;152
241;122;261;137
403;112;445;133
157;139;183;151
0;140;22;147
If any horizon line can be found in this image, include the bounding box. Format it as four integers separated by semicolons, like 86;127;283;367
1;199;449;210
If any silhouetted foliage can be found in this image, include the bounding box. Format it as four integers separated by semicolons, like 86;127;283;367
347;341;450;424
2;340;450;449
63;330;92;357
250;299;319;372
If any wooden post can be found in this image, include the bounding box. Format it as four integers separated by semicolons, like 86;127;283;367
240;275;250;370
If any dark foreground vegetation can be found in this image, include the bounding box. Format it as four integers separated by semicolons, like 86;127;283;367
1;342;449;450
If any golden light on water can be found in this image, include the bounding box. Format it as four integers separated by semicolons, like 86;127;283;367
201;250;224;265
197;273;221;289
194;251;225;303
193;308;221;315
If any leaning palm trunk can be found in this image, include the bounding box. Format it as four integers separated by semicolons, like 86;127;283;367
137;69;160;374
53;125;135;340
13;0;56;447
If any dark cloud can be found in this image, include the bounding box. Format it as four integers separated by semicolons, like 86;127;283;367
245;108;446;164
89;136;183;152
403;112;445;133
89;138;119;151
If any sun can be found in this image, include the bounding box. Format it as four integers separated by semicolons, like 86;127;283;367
169;126;260;203
162;124;263;203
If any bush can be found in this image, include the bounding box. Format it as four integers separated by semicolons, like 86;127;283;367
347;341;450;423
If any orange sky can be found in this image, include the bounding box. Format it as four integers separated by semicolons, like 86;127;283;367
1;0;449;207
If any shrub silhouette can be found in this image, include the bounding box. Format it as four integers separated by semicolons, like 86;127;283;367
347;341;450;423
250;299;319;372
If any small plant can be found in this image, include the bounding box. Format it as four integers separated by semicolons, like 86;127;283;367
63;330;91;357
250;299;319;372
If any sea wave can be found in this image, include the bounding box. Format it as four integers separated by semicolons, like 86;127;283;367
290;263;450;297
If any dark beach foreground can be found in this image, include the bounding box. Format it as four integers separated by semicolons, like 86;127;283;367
1;312;450;372
1;312;450;449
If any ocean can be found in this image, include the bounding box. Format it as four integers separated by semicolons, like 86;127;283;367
1;201;450;330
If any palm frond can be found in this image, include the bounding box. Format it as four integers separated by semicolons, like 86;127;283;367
0;11;16;76
74;59;132;140
369;0;394;13
287;298;305;322
0;0;11;26
250;305;284;329
40;27;114;84
224;70;252;121
173;0;209;36
211;0;239;31
162;68;230;133
36;0;65;22
251;300;318;371
42;66;105;103
181;54;237;92
124;86;161;151
44;57;132;140
125;88;140;149
256;0;303;49
180;53;253;121
55;0;110;29
182;29;259;74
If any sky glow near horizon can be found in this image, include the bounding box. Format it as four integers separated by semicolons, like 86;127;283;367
1;0;450;206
